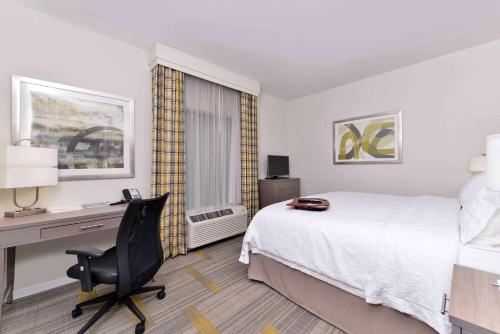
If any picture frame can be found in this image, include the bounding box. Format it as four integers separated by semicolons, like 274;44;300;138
333;110;402;164
12;76;135;180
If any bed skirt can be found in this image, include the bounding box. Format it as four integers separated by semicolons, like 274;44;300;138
248;253;437;334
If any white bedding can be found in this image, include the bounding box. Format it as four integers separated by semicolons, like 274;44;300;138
239;191;460;334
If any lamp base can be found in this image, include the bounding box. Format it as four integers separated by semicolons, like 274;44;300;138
4;208;47;218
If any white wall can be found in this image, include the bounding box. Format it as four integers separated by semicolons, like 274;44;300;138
0;2;151;291
258;94;288;179
286;39;500;198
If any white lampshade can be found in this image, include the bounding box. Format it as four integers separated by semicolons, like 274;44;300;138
469;155;486;172
0;145;58;189
487;134;500;191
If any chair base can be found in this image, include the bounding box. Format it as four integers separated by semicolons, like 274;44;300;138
72;285;166;334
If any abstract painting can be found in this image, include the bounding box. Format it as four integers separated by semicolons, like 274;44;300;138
333;111;402;164
12;76;134;180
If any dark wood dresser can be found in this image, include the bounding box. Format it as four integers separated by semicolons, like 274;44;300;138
259;178;300;208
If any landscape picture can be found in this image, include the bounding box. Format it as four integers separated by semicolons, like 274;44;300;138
13;77;134;180
31;90;125;170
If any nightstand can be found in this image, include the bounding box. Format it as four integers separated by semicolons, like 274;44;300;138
449;265;500;334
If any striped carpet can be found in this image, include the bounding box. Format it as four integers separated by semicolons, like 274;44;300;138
0;237;344;334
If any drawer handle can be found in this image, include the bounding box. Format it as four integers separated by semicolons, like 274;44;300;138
440;293;449;314
80;224;104;231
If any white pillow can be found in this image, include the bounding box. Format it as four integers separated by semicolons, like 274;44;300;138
469;209;500;247
459;173;484;207
459;173;500;244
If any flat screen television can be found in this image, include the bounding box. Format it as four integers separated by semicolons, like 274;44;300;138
267;155;289;178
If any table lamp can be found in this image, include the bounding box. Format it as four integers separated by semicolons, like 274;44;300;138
469;154;486;173
487;134;500;191
0;142;58;218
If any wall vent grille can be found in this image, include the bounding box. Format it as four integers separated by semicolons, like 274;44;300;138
189;208;234;223
187;205;247;249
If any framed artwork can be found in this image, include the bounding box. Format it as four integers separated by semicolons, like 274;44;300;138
12;76;134;180
333;110;402;164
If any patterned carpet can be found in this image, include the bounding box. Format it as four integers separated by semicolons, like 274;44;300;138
0;236;344;334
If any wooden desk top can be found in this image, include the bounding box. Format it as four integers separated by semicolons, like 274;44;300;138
450;264;500;334
0;204;128;231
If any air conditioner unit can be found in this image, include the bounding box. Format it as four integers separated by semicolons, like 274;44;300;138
187;205;247;249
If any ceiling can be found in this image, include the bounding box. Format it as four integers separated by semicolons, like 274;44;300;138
13;0;500;100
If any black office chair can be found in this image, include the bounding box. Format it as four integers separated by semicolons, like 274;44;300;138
66;193;169;334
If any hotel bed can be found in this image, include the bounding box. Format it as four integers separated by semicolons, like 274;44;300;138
240;191;462;334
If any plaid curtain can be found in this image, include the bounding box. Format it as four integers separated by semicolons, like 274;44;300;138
152;64;187;258
240;92;259;222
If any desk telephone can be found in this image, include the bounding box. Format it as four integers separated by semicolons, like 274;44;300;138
110;189;142;206
123;188;142;201
85;189;143;208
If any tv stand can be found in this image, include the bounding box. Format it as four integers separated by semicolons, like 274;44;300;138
259;178;300;208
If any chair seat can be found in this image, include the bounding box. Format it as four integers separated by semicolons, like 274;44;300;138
67;247;118;284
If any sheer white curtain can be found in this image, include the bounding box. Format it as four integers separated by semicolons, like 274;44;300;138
184;74;241;212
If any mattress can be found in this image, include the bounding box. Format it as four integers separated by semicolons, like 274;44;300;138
240;191;461;334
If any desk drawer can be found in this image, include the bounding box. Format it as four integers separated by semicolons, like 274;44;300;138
40;217;121;240
0;228;40;247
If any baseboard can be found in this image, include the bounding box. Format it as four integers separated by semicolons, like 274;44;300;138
13;276;76;300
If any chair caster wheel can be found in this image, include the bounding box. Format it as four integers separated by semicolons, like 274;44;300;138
135;322;145;334
72;307;82;318
157;290;166;300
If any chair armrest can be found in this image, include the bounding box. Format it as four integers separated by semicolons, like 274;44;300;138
65;247;104;292
66;246;105;258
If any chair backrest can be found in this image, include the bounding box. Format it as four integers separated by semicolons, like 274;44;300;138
115;193;169;297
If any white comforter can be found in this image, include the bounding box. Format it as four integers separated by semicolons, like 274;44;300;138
239;192;460;334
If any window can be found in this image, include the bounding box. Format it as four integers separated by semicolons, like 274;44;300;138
184;74;241;211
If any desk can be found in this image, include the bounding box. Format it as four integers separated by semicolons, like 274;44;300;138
0;204;127;318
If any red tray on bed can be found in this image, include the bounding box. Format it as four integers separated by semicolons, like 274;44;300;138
286;197;330;211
